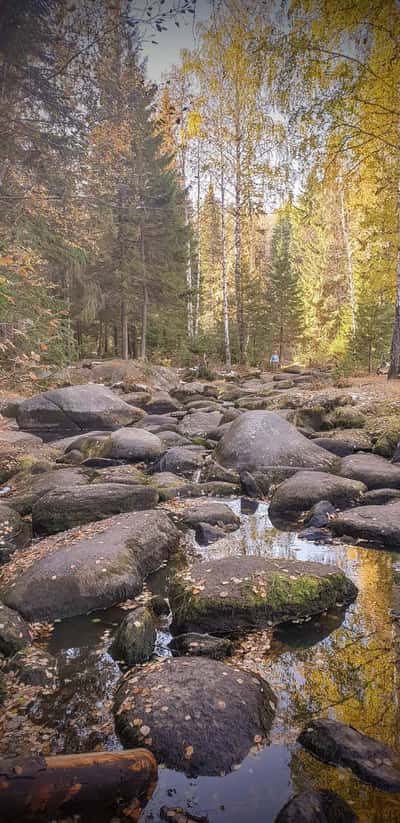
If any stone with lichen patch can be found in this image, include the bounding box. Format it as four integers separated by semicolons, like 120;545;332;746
114;656;276;776
169;556;357;636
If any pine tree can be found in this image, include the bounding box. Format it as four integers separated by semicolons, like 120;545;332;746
266;208;303;363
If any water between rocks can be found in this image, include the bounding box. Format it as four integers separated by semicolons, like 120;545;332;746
39;498;400;823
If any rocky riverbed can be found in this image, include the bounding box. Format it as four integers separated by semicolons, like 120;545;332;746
1;361;400;822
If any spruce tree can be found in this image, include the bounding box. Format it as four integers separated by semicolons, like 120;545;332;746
265;208;303;363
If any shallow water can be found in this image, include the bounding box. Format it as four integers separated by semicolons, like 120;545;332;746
40;498;400;822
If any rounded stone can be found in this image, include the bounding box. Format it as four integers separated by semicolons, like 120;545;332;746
114;656;276;775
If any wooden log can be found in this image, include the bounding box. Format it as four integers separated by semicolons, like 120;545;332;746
0;748;157;822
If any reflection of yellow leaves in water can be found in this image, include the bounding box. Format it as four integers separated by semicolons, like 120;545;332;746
259;544;400;821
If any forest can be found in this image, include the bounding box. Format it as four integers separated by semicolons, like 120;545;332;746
4;4;400;823
1;0;399;377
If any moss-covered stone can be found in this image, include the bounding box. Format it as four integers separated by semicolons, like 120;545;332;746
325;406;366;430
169;556;357;636
373;429;400;458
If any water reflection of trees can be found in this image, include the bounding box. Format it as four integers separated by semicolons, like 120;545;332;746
261;545;400;822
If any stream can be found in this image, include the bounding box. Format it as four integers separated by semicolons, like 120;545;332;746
31;498;400;822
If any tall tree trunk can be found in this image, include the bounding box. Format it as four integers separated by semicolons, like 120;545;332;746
121;299;128;360
140;222;148;359
220;154;231;370
194;138;201;337
338;172;356;337
184;200;194;340
389;240;400;378
234;110;245;362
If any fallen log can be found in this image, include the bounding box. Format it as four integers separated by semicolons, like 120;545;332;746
0;748;157;822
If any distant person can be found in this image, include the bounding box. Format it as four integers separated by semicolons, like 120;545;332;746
270;350;280;371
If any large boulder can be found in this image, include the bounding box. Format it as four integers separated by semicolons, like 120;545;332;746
101;428;163;463
32;483;158;535
114;657;276;775
339;453;400;489
169;556;357;635
275;790;357;823
269;471;366;526
0;510;179;621
3;467;90;515
0;502;31;554
330;502;400;548
215;411;337;474
16;384;138;437
299;718;400;791
110;606;156;666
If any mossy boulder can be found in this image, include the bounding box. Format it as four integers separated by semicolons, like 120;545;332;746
373;428;400;458
325;406;366;430
110;606;156;666
169;556;357;636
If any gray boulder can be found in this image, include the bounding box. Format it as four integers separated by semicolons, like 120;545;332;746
314;429;372;457
330;502;400;548
299;718;400;791
339;453;400;489
102;428;163;462
179;410;223;438
156;446;206;478
0;510;179;621
144;392;181;414
178;500;240;531
16;383;138;436
215;411;337;474
114;657;276;775
4;467;89;515
32;483;158;535
110;606;156;666
0;603;31;656
269;470;366;526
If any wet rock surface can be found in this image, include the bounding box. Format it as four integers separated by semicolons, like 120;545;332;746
169;556;357;635
110;605;156;666
299;718;400;791
0;510;179;620
114;656;276;775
